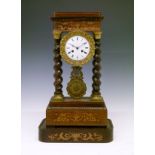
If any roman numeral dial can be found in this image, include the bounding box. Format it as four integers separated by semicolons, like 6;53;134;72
65;35;90;61
60;31;95;66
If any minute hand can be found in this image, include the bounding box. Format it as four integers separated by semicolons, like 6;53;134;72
78;42;87;48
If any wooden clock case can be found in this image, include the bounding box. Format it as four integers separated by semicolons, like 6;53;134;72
39;12;113;143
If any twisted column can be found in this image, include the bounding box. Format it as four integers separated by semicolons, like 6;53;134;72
91;32;103;101
52;31;64;101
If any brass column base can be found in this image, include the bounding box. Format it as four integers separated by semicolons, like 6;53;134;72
39;118;113;143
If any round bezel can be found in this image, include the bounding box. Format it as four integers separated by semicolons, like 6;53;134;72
60;31;95;66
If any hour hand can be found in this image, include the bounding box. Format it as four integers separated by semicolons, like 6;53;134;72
69;43;77;49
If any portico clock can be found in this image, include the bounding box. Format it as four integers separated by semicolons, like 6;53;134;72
39;12;113;143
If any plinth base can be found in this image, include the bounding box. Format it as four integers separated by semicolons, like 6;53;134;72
46;97;108;126
39;118;113;143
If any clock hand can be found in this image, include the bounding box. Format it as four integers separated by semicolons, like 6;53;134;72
78;42;87;48
69;43;78;49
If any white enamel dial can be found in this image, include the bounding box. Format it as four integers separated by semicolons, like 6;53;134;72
65;36;90;61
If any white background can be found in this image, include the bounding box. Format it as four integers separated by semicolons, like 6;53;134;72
0;0;155;155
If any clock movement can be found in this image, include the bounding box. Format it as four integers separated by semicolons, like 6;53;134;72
39;12;113;143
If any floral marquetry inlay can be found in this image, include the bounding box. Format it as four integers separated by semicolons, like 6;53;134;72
54;21;101;32
48;132;104;142
52;112;99;122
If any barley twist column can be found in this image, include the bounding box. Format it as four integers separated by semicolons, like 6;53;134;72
91;32;103;101
52;31;64;101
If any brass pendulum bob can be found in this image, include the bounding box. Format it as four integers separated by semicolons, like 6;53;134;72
67;66;87;99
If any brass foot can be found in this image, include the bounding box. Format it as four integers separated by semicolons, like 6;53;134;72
91;94;103;102
51;94;64;102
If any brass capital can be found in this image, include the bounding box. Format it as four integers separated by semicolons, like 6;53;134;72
53;30;61;39
94;32;102;39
